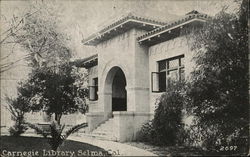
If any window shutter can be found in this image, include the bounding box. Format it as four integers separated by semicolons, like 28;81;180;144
89;86;95;101
151;72;160;92
89;77;98;101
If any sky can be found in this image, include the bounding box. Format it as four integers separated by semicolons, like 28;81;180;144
1;0;239;58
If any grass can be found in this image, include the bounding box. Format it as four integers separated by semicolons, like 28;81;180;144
0;136;110;157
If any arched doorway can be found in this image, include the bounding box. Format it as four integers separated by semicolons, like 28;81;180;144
103;66;127;114
112;68;127;111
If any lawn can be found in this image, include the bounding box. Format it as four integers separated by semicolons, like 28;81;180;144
0;136;110;157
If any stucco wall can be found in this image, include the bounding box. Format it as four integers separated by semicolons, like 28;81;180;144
96;28;150;114
148;35;195;113
89;65;98;80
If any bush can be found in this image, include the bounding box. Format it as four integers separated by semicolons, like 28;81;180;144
153;82;187;146
8;115;27;136
27;122;88;150
9;124;27;136
138;82;188;146
137;120;156;143
6;96;28;136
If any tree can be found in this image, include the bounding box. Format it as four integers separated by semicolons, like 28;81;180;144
186;0;248;153
2;1;88;124
0;1;71;73
19;63;88;124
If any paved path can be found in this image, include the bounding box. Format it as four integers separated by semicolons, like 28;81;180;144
68;135;157;156
1;131;157;156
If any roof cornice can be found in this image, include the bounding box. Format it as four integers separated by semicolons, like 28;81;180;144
72;54;98;68
82;13;166;46
137;13;211;43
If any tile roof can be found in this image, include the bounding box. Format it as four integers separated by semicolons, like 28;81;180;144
99;12;167;33
82;12;166;45
72;54;98;68
137;10;211;42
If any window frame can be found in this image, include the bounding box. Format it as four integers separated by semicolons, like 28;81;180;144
151;72;162;93
89;77;98;101
166;56;184;87
152;55;184;93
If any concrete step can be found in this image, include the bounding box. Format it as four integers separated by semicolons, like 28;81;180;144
96;125;113;131
95;118;115;130
88;117;118;141
102;121;113;126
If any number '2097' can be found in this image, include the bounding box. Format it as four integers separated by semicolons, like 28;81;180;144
219;146;237;151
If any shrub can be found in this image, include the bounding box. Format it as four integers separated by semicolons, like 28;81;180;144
152;82;187;146
138;81;188;146
137;120;156;143
8;116;27;137
6;97;28;136
27;122;88;150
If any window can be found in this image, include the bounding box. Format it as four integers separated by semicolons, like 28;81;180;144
152;55;184;92
166;56;185;85
89;77;98;101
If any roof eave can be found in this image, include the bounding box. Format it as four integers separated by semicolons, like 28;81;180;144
72;54;98;68
82;19;164;46
138;18;207;45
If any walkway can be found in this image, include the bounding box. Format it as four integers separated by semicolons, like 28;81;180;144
68;135;157;156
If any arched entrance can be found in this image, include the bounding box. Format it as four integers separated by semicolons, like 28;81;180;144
103;66;127;114
112;68;127;111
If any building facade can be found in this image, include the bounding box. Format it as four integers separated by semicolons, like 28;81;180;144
76;11;209;142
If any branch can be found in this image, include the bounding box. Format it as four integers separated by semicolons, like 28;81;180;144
63;123;88;139
0;10;40;44
37;37;47;58
0;53;31;73
0;42;18;60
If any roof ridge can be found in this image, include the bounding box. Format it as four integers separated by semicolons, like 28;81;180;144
98;12;166;33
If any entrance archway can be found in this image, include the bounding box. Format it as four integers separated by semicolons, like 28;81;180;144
103;66;127;114
112;68;127;111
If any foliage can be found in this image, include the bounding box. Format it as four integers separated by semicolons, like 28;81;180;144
0;1;70;73
8;122;27;137
27;122;88;151
138;82;188;146
6;97;28;136
186;0;248;153
17;63;88;124
137;120;156;143
18;2;71;69
153;82;187;146
71;66;89;114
